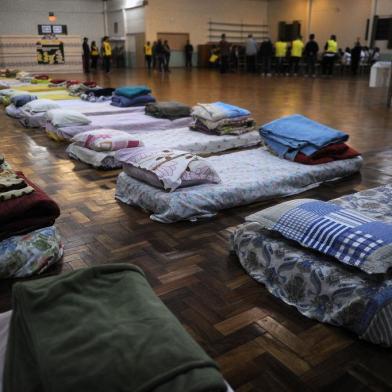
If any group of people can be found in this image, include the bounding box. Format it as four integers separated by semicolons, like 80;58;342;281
82;36;112;74
215;33;380;77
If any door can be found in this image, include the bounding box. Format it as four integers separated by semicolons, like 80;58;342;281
126;32;145;68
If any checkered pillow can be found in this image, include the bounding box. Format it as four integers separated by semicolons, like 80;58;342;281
246;199;392;274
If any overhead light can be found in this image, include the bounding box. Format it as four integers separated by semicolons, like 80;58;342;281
48;12;57;23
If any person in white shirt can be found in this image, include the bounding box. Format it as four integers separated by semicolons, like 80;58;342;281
245;34;258;73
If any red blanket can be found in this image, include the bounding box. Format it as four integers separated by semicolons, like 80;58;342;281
0;172;60;240
295;143;360;165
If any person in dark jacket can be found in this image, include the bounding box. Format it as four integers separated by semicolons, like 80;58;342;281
184;40;193;69
259;38;273;76
304;34;319;77
163;40;171;72
219;34;231;74
90;41;99;70
155;39;165;72
351;40;362;75
82;37;90;73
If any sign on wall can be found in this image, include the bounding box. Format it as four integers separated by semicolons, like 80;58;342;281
36;39;65;64
38;25;68;35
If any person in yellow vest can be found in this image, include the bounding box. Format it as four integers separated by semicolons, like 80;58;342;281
90;41;99;71
274;38;288;75
144;41;153;70
102;36;112;73
322;34;338;76
290;35;304;76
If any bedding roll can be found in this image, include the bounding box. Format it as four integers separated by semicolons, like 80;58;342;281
0;172;60;240
3;264;227;392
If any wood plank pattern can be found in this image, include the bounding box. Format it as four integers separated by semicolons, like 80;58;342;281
1;68;392;391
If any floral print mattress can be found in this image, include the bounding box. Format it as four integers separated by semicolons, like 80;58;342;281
115;148;362;223
231;184;392;346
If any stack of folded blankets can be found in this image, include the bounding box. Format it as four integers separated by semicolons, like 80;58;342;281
260;114;361;165
191;102;257;135
68;81;98;96
111;85;155;108
31;74;50;84
0;89;29;107
81;87;115;102
16;71;33;83
0;155;62;279
145;101;191;120
48;79;67;87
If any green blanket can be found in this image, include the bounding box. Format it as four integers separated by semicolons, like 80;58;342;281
4;264;226;392
145;101;191;120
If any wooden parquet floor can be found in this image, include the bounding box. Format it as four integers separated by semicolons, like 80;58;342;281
1;69;392;391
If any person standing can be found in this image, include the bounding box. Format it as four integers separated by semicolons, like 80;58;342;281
163;40;171;72
90;41;99;70
351;40;362;75
274;38;288;75
184;40;193;69
245;34;258;73
82;37;90;73
219;34;230;74
102;36;112;73
290;35;304;76
304;34;319;77
155;39;165;72
322;34;338;76
144;41;153;70
259;38;273;76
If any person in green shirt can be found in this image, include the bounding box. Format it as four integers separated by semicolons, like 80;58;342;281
274;38;288;75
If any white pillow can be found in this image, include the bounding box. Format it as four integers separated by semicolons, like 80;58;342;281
116;148;221;191
46;109;91;127
23;99;60;113
72;129;142;152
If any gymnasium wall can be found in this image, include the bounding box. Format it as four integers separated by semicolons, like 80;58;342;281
0;0;105;44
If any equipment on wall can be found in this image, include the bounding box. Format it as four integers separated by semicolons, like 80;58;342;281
48;12;57;23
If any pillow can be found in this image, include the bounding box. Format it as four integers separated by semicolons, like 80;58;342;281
46;109;91;127
72;129;142;152
246;199;392;274
10;94;37;108
115;148;221;192
24;99;60;113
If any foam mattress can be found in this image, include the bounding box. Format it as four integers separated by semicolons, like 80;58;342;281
115;147;363;223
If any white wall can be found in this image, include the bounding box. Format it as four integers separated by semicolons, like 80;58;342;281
0;0;105;44
145;0;269;46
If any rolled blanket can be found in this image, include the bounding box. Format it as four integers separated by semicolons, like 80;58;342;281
10;94;37;108
145;101;191;120
3;264;227;392
111;93;156;107
115;85;151;99
192;116;257;135
0;172;60;241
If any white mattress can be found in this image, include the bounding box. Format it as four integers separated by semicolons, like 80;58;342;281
116;148;363;223
66;128;262;168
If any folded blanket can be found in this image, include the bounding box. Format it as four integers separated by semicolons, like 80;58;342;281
294;143;361;165
145;101;191;120
192;102;250;122
3;264;227;392
192;117;257;135
33;74;49;80
80;93;112;102
111;93;156;107
0;226;63;279
260;114;349;160
0;166;34;201
115;85;151;99
50;79;66;84
85;87;115;97
0;172;60;241
10;94;37;108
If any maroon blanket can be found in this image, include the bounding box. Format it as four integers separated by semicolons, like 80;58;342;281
0;172;60;240
295;143;360;165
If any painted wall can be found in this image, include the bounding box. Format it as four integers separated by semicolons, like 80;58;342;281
0;0;105;44
144;0;269;46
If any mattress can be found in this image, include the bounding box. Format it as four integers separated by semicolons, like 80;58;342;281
115;147;363;223
46;112;194;141
19;104;145;129
231;184;392;347
66;128;262;169
14;85;65;93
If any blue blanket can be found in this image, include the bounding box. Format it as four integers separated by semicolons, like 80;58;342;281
111;94;156;108
114;86;151;99
11;94;37;108
214;102;250;118
252;198;392;275
260;114;348;159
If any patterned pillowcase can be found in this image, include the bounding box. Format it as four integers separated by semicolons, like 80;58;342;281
72;129;142;152
246;198;392;274
115;147;221;191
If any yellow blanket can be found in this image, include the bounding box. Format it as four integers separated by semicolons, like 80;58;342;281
35;91;78;101
14;85;65;93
